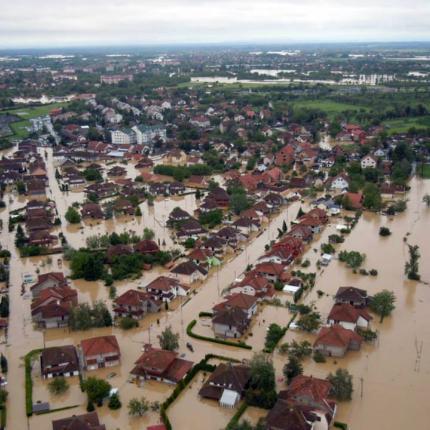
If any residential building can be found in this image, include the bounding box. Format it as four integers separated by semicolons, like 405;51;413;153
81;336;121;370
40;345;80;379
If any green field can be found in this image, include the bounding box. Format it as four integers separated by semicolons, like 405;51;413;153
417;164;430;179
383;115;430;134
1;102;68;140
291;100;369;118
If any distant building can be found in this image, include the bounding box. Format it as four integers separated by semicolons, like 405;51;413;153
132;125;167;145
111;128;137;145
100;74;133;85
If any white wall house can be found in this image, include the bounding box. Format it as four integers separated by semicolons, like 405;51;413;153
111;129;137;145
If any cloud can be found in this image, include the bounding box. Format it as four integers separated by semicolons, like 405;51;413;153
1;0;430;47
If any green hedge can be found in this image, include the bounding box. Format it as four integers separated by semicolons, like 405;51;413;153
334;422;348;430
25;349;43;416
160;353;241;430
187;320;252;350
225;402;248;430
198;311;213;318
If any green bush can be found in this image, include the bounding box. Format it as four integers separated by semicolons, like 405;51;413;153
334;422;348;430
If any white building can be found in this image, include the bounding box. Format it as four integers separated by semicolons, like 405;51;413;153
111;129;137;145
132;125;167;145
361;155;377;169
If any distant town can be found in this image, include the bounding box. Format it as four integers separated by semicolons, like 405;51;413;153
0;43;429;430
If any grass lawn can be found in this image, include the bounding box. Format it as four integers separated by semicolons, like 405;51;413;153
383;115;430;134
417;164;430;179
0;102;68;140
291;99;369;118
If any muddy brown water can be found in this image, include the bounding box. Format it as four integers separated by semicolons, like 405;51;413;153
1;146;429;430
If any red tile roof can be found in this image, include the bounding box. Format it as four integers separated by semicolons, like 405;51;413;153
81;336;120;357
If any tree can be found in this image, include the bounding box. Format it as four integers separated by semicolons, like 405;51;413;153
65;207;81;224
279;340;312;360
423;194;430;207
369;290;396;322
405;244;420;280
70;250;104;280
265;323;285;350
158;325;179;351
128;397;149;416
245;353;277;409
0;354;7;373
83;168;103;182
296;311;321;332
338;250;365;269
135;206;142;216
48;377;69;395
229;191;251;215
327;368;353;401
15;224;27;248
283;356;303;384
379;227;391;236
108;392;122;410
143;228;155;241
81;377;111;406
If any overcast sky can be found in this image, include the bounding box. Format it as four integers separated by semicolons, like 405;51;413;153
1;0;430;48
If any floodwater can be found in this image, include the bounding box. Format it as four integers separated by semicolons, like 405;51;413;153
1;142;430;430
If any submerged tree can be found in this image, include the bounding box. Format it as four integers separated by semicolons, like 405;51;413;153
158;325;179;351
369;290;396;322
405;244;420;280
327;368;353;401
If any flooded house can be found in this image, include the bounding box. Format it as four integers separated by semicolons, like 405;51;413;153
254;262;289;284
233;217;260;234
113;289;161;319
40;345;80;379
80;335;121;370
176;218;207;239
134;239;160;255
212;306;250;339
199;363;251;408
30;272;67;297
266;375;337;430
52;412;106;430
213;293;258;319
327;303;372;330
170;260;208;284
130;345;193;385
145;276;184;302
31;286;77;328
334;286;370;308
229;272;275;300
168;207;192;225
313;325;363;357
81;203;104;219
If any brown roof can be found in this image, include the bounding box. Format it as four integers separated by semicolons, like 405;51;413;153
146;276;180;292
314;325;363;349
114;289;152;307
81;336;120;357
199;363;250;400
132;347;177;375
52;412;106;430
41;345;79;376
282;375;332;404
327;303;371;324
265;399;313;430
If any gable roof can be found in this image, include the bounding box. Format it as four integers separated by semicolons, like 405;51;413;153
81;336;120;357
328;303;371;323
